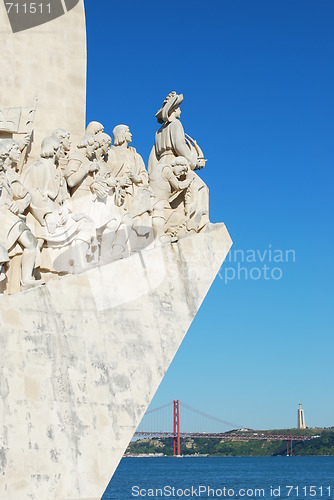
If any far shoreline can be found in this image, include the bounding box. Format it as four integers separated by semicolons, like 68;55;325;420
125;428;334;458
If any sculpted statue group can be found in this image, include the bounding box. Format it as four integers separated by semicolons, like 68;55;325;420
0;92;210;293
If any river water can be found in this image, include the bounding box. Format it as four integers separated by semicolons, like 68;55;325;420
102;456;334;499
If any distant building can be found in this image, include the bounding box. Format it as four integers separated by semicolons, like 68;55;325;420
297;403;306;429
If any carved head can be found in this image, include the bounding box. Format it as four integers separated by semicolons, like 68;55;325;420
86;121;104;136
52;129;71;155
0;139;21;167
171;156;189;178
77;134;97;159
156;92;183;124
96;132;112;157
113;125;132;146
40;137;61;160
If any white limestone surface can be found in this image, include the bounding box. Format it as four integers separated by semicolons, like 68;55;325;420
0;223;232;500
0;0;86;159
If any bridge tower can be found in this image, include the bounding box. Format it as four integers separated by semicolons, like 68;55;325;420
173;400;181;457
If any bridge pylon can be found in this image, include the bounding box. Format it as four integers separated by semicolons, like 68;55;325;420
173;400;181;457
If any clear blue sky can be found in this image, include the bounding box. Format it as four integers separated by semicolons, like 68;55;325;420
85;0;334;430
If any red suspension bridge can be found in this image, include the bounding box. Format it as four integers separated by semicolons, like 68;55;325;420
134;400;311;456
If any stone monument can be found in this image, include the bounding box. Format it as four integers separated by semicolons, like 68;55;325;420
0;2;232;499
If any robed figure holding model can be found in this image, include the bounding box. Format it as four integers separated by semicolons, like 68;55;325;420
148;91;210;235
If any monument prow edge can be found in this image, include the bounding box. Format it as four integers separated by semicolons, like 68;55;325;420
0;223;232;499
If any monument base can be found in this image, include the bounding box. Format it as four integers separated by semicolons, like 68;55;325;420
0;223;232;500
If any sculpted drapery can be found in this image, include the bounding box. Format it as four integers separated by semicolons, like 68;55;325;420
0;92;210;293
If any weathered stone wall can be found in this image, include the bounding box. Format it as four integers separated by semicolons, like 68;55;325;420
0;224;232;499
0;0;87;160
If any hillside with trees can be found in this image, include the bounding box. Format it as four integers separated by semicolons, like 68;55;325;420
125;429;334;457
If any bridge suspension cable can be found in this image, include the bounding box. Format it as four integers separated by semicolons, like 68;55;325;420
144;402;173;414
137;400;244;435
179;402;244;430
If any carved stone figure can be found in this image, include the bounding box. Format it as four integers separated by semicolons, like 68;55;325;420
22;137;96;274
148;92;210;233
111;125;149;210
0;93;211;292
148;92;205;172
111;125;153;250
51;128;71;172
66;133;131;262
149;156;192;241
0;139;40;290
91;132;134;261
65;134;100;202
92;132;117;197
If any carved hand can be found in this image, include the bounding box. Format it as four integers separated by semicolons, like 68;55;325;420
180;179;192;190
119;176;132;188
18;134;32;152
87;160;100;174
128;171;140;184
91;181;109;199
106;177;117;188
58;207;69;226
22;134;31;148
9;200;25;215
45;213;57;234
